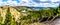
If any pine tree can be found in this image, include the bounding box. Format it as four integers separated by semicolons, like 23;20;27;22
0;12;3;25
57;4;60;16
5;6;17;25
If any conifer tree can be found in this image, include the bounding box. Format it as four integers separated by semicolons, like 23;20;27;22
5;6;17;25
0;12;3;25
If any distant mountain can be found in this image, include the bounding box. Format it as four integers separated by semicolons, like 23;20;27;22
13;6;57;10
27;7;46;9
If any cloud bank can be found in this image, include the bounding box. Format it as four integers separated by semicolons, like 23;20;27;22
0;0;60;7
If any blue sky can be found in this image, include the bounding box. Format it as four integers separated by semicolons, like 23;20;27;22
0;0;60;7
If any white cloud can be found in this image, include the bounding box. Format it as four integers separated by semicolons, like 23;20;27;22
2;0;12;5
0;0;59;7
27;2;59;7
40;0;60;2
40;0;48;2
38;3;59;7
26;0;59;7
20;0;30;6
0;0;2;1
0;1;4;6
21;0;29;3
50;0;60;2
0;0;18;6
4;0;18;6
12;1;18;6
0;1;3;4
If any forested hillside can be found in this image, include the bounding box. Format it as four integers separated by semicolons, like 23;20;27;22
0;5;60;25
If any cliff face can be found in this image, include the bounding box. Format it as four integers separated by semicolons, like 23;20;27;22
0;6;30;25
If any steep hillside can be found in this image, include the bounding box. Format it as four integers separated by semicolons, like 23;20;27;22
0;5;60;25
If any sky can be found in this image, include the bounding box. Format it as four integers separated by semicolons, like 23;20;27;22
0;0;60;7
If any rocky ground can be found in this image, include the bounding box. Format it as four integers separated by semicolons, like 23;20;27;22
41;17;60;25
29;18;60;25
